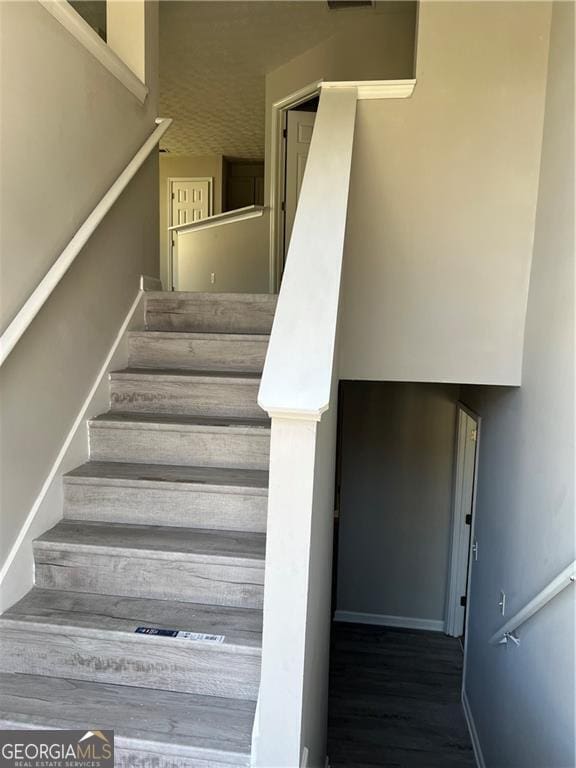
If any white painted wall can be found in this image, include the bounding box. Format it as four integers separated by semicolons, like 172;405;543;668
107;0;146;82
336;382;458;629
339;1;552;386
461;4;575;766
0;1;160;587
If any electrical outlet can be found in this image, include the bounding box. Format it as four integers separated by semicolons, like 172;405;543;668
498;591;506;615
210;272;215;284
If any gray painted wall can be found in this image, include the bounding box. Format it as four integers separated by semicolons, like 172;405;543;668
336;382;459;625
264;4;417;203
462;4;575;766
339;1;552;386
0;1;160;579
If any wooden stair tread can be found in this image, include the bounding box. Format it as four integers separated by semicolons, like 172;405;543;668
91;411;271;431
0;673;254;764
35;521;266;563
110;368;262;381
2;588;262;650
65;461;269;492
129;330;271;341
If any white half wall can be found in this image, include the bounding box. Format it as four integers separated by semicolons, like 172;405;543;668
339;1;552;386
175;211;269;293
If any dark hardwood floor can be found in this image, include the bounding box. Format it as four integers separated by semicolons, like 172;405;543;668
328;622;476;768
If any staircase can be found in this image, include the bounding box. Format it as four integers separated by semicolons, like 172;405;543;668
0;292;277;767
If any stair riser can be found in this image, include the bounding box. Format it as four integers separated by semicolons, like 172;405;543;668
0;630;260;700
0;724;249;768
114;749;245;768
89;425;270;470
110;379;264;419
128;335;268;373
145;294;276;334
34;549;265;609
64;484;268;532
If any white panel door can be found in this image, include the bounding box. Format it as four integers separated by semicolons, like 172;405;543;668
445;407;479;637
171;179;211;228
169;178;212;290
284;110;316;255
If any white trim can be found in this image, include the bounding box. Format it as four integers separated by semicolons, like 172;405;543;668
489;560;576;646
37;0;148;104
0;118;172;368
140;274;162;292
264;407;324;423
334;610;445;633
322;79;416;100
268;81;322;293
462;689;486;768
0;288;144;596
169;205;264;233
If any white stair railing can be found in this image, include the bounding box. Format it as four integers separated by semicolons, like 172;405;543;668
0;117;172;367
255;85;357;768
490;560;576;646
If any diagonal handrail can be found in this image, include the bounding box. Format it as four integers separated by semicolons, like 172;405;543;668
0;117;172;367
258;87;357;420
490;560;576;645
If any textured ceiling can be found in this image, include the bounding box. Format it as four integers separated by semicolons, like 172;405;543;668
159;1;378;158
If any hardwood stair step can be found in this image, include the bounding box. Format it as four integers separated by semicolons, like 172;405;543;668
89;412;271;470
0;589;261;699
128;330;270;372
34;521;266;608
109;368;264;418
145;291;277;334
0;673;254;767
64;461;268;532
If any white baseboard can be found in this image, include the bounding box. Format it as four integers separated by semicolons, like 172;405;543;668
0;288;146;612
462;688;486;768
334;610;445;633
140;273;163;291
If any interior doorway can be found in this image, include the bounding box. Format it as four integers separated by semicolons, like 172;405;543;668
283;98;318;256
445;404;480;638
167;177;213;290
269;85;321;291
223;159;264;211
328;382;478;766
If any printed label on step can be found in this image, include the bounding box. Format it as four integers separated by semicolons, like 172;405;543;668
135;626;225;643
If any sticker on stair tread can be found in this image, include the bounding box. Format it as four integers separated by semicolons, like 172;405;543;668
135;626;225;643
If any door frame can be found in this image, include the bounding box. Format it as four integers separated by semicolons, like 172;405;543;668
445;403;481;637
268;80;322;293
167;176;213;291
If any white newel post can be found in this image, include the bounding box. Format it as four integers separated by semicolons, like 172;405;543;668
256;415;320;766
